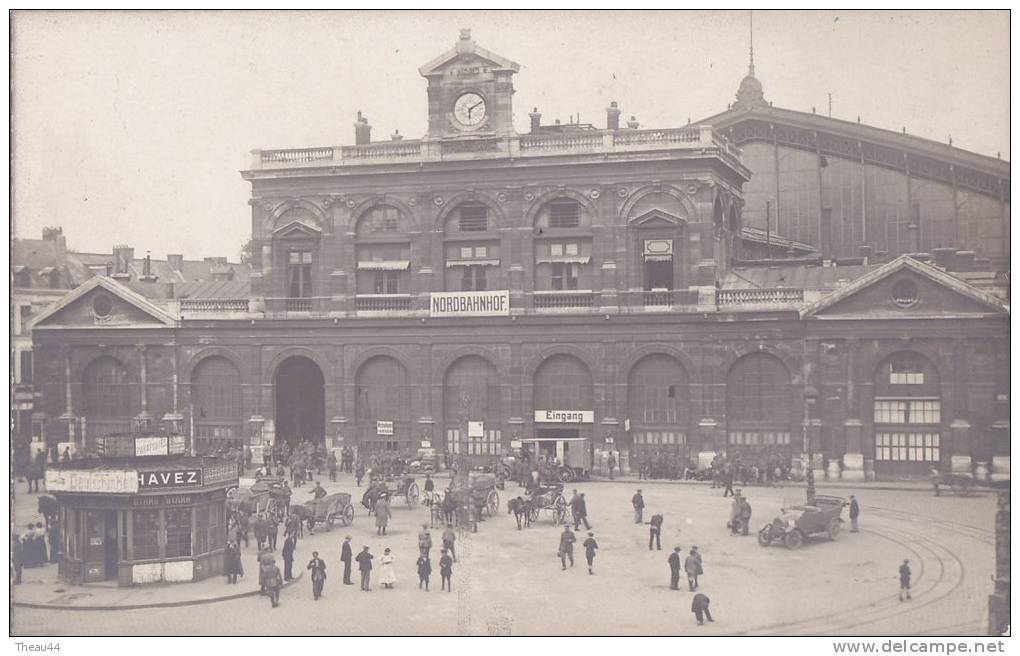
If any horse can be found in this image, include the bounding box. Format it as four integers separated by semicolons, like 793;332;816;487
507;496;533;530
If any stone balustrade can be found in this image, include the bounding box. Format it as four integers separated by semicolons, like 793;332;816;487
716;287;805;306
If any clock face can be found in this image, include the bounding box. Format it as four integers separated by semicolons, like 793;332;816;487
453;92;487;127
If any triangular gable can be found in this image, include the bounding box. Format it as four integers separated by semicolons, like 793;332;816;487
31;276;177;329
272;219;322;239
418;34;520;77
801;255;1008;319
629;209;686;227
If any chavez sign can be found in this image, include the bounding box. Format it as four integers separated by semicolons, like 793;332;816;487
138;469;203;489
430;290;509;318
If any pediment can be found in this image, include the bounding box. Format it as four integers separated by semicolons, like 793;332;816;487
272;219;322;239
418;34;520;77
630;209;685;227
31;277;176;329
802;256;1008;319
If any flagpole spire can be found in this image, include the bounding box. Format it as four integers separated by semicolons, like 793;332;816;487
749;10;755;77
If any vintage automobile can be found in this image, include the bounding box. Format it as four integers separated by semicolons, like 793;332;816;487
757;494;847;549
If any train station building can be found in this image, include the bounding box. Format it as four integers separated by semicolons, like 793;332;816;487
29;31;1010;482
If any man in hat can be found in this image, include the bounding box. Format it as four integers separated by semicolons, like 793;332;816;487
310;481;327;501
281;533;296;582
685;546;703;590
648;513;663;551
340;536;354;585
691;592;713;625
582;531;599;575
263;558;283;608
668;546;682;590
632;489;645;524
558;525;576;570
899;559;912;601
267;516;279;551
375;495;391;536
356;546;373;591
307;551;327;600
849;495;860;532
439;548;454;592
442;523;457;562
418;524;433;559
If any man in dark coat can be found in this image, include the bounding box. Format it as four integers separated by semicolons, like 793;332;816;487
224;540;243;584
263;561;283;608
649;513;663;550
327;454;338;482
849;495;860;532
632;489;645;524
739;497;752;536
340;536;354;585
582;532;599;574
282;534;296;581
572;492;591;530
558;525;576;570
268;517;279;551
356;546;373;591
11;535;23;584
310;481;327;500
899;559;912;601
307;551;327;600
668;546;682;590
439;549;454;592
691;593;713;624
722;467;735;498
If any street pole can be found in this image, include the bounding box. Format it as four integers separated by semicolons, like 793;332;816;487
459;389;470;487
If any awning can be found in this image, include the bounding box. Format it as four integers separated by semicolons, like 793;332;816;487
535;256;591;265
643;254;673;262
357;260;410;271
445;259;502;268
521;437;590;443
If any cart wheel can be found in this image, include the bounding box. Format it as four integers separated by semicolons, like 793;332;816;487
343;504;354;526
407;482;420;507
757;527;773;547
326;514;336;530
784;530;804;550
558;467;575;483
827;519;840;541
487;490;499;516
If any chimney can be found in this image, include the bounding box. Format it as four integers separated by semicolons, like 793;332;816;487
606;101;621;130
932;247;955;270
955;250;975;272
858;245;873;265
166;281;175;299
204;256;228;267
140;252;157;281
627;116;640;129
112;245;134;277
529;108;542;133
390;129;403;141
354;111;372;145
167;254;184;272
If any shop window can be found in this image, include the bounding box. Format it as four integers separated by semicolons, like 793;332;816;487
194;505;209;555
164;508;192;558
728;431;790;446
287;250;313;298
63;508;79;561
133;510;160;561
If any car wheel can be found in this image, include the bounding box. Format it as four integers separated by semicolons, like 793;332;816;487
757;527;773;546
784;530;804;550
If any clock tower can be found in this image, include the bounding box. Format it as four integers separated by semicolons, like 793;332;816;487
419;29;520;139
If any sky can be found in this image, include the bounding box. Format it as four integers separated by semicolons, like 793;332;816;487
11;10;1010;260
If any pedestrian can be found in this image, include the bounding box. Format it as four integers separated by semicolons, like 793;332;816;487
729;493;743;535
424;474;435;502
375;495;391;535
341;536;354;585
34;522;47;563
606;451;617;480
691;592;714;625
899;559;912;601
442;523;457;562
722;467;735;498
380;547;397;589
282;534;296;581
11;534;23;585
632;489;645;524
685;547;702;590
355;461;365;487
254;514;267;551
264;560;283;608
286;512;302;544
739;496;752;536
440;548;454;592
930;467;941;497
572;492;591;531
558;525;576;570
307;551;327;600
268;516;279;551
417;554;431;591
849;495;860;532
239;512;250;548
418;524;433;559
582;532;599;574
356;546;373;591
224;540;243;584
649;513;663;550
668;546;682;590
327;453;338;482
310;481;326;500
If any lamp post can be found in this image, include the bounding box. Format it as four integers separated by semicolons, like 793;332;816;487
458;388;471;487
803;387;819;502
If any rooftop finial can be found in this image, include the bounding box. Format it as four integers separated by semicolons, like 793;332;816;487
748;10;755;77
460;28;471;41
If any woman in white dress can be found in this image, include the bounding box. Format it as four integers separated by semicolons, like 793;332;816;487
380;547;397;589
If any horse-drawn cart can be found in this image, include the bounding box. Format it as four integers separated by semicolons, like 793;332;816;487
295;492;354;531
226;476;289;521
361;476;420;513
528;482;568;524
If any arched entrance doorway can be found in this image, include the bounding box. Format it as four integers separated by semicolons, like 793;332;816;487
274;356;325;446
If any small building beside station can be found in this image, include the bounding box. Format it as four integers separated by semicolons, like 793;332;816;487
45;435;238;586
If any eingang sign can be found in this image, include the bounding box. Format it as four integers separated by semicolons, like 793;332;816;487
430;290;509;317
534;410;594;424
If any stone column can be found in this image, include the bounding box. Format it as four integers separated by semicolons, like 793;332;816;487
950;338;974;475
841;339;866;481
59;345;77;445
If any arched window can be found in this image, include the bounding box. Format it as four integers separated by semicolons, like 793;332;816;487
444;355;502;456
534;354;593;412
356;206;411;307
533;198;593;303
83;356;135;419
726;353;794;454
628;355;690;457
355;356;411;451
444;202;501;292
873;352;942;472
272;207;323;306
192;357;243;444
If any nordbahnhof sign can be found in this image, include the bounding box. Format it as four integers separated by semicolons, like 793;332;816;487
430;290;510;317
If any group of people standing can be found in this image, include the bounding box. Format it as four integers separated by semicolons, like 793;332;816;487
12;522;56;583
